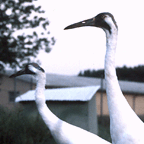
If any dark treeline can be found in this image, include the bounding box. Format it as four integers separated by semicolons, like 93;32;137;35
78;65;144;82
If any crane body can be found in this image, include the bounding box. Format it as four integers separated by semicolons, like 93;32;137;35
64;12;144;144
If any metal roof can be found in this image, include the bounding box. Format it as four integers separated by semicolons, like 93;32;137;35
15;86;100;102
3;70;144;95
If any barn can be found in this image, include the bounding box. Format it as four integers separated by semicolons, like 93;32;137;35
15;86;100;135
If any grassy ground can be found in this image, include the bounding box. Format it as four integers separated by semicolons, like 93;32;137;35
0;106;112;144
98;116;111;142
98;115;144;143
1;106;143;144
0;106;56;144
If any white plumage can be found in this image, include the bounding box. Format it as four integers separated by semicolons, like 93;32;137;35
64;12;144;144
10;63;110;144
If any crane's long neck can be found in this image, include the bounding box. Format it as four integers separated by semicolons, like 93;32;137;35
104;28;124;121
35;72;61;133
104;28;144;141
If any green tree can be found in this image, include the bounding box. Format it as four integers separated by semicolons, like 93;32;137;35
78;65;144;82
0;0;55;71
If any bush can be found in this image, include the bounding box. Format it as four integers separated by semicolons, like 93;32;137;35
0;106;56;144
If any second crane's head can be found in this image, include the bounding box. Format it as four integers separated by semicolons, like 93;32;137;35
9;63;45;78
64;12;118;35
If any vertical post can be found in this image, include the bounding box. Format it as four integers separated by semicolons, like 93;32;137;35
133;95;136;112
30;77;33;90
100;75;103;117
14;67;17;104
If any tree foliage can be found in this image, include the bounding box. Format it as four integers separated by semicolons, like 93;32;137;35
0;0;55;71
78;65;144;82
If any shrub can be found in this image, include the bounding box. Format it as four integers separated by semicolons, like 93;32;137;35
0;106;56;144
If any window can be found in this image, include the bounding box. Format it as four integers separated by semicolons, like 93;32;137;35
9;91;19;102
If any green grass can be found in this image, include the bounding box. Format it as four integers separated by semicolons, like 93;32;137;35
0;106;56;144
0;106;112;144
98;115;144;143
98;116;111;142
2;106;143;144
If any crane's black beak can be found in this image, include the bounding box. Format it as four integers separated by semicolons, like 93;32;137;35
64;17;95;30
9;69;26;78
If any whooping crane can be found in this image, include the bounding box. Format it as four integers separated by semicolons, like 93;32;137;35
64;12;144;144
10;63;111;144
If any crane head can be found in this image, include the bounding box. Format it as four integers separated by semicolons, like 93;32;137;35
9;63;45;78
64;12;118;34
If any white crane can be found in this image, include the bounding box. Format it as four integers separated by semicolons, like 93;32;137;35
64;12;144;144
10;63;111;144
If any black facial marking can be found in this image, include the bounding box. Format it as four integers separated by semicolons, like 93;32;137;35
94;12;118;34
9;63;45;78
31;63;45;73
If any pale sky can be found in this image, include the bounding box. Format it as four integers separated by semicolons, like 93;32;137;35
35;0;144;75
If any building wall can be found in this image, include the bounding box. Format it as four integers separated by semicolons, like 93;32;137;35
49;100;98;134
88;95;98;134
48;101;91;133
96;92;109;115
96;92;144;116
0;75;35;108
125;94;144;115
19;100;98;135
